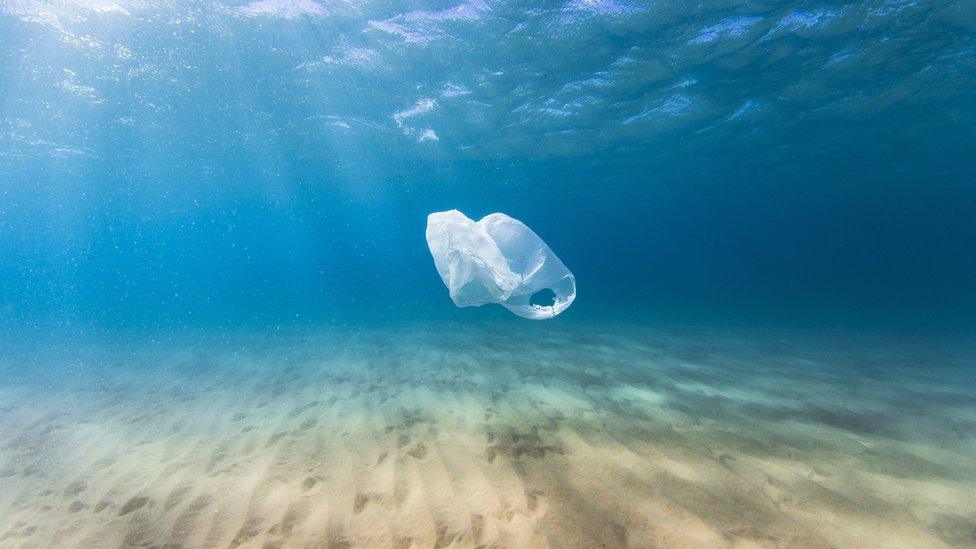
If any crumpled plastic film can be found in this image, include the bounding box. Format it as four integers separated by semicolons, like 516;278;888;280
425;210;576;319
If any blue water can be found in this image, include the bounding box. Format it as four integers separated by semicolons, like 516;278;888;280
1;2;975;547
2;0;974;332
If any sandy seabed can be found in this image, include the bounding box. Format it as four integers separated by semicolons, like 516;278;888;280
0;323;974;548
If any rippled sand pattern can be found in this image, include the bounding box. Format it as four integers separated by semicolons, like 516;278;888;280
1;325;974;548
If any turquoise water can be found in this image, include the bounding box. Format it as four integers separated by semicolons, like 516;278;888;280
2;0;974;330
1;1;975;547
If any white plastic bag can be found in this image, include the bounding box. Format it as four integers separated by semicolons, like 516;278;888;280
425;210;576;319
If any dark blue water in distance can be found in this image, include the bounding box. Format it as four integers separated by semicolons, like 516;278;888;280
3;3;976;547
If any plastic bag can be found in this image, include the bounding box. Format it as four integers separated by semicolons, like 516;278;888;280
425;209;576;319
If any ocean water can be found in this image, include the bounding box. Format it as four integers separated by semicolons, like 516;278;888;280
1;1;975;547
